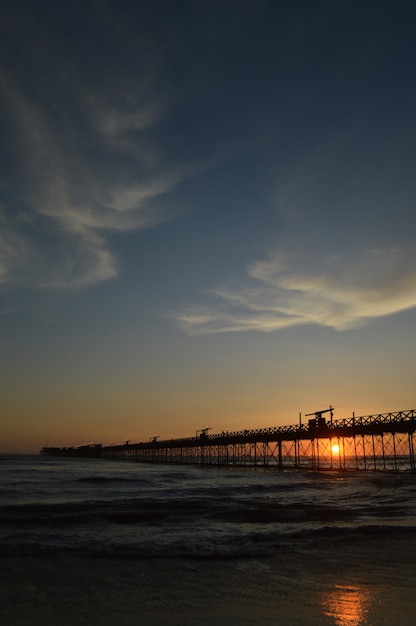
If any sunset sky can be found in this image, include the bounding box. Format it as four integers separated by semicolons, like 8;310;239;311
1;1;416;453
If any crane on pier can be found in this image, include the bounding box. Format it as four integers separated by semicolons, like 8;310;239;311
305;406;334;430
196;427;212;439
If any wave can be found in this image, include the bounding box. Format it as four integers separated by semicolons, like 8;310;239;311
1;522;415;560
1;491;412;531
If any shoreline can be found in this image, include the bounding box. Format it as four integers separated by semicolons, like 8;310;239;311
1;533;415;625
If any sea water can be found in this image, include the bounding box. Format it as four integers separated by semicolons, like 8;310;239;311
1;454;416;624
1;454;415;558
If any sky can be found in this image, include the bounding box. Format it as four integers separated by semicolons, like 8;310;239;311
1;0;416;453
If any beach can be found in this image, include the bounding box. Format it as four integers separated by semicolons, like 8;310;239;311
2;531;415;625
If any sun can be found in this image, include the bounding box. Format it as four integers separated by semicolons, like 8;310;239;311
331;443;340;455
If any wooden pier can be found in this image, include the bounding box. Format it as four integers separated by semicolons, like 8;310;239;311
42;408;416;472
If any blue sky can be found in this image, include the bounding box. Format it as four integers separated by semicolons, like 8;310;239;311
1;1;416;451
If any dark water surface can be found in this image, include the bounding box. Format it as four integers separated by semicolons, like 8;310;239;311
1;454;415;558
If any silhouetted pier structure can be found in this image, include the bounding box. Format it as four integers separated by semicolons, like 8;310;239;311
42;409;416;472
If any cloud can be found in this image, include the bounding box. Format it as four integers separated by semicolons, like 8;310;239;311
0;64;191;290
86;91;164;142
0;213;37;286
174;120;414;336
175;247;416;334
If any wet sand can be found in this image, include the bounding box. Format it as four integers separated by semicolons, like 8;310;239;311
1;533;415;625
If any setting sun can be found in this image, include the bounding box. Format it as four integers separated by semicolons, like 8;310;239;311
332;443;340;455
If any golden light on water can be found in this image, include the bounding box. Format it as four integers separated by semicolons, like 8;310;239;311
323;583;371;626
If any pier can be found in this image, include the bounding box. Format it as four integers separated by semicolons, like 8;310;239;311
42;408;416;472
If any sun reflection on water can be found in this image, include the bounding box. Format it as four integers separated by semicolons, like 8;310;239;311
322;583;371;626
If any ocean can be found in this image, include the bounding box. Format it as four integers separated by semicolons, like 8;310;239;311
1;454;416;624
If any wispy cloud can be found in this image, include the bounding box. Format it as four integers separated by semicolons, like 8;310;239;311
86;90;165;142
0;212;38;287
0;57;190;290
176;247;416;334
